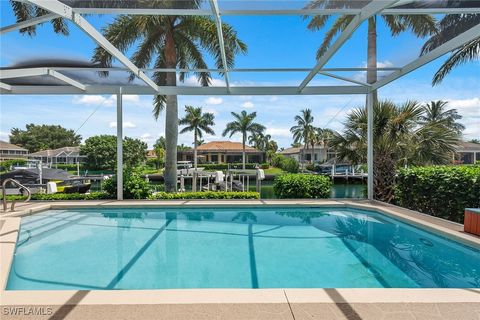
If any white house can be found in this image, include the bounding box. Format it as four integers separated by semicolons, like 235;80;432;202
28;146;86;165
0;140;28;161
279;144;335;164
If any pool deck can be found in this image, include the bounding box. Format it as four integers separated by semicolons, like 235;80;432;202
1;199;479;320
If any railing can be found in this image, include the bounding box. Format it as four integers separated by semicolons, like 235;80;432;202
2;178;31;212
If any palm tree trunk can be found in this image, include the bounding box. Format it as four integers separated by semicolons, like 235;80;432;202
242;132;246;169
194;130;198;170
311;141;315;164
367;17;378;103
164;28;178;192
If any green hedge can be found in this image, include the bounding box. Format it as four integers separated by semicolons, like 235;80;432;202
103;168;151;199
273;174;332;199
200;163;258;170
149;191;260;200
395;166;480;223
55;163;85;171
1;192;112;201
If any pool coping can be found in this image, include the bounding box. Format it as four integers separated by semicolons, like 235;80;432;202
1;199;480;310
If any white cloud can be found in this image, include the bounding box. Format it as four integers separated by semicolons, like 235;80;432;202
205;97;223;105
73;95;116;107
241;101;254;109
0;131;9;141
140;133;151;139
182;75;226;87
123;95;140;103
109;121;136;128
266;127;291;138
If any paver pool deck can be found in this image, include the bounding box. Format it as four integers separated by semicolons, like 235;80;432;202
1;199;479;320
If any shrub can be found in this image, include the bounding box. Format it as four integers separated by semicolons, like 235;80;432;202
260;163;270;169
103;167;151;199
273;174;332;199
280;157;299;173
56;163;85;171
0;159;27;171
270;154;285;168
395;165;480;223
149;191;260;200
1;192;112;201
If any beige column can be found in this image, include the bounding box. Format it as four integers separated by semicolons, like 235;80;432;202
218;153;222;164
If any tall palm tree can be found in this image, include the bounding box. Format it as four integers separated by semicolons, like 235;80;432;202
179;106;215;169
304;1;437;100
223;111;265;169
92;2;247;192
290;109;316;163
421;13;480;85
420;100;465;134
9;0;68;36
330;100;459;202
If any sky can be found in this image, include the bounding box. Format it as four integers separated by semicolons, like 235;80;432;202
0;1;479;149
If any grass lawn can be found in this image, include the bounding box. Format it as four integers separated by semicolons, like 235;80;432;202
264;167;285;175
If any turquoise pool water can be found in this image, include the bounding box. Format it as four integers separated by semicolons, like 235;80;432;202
7;207;480;290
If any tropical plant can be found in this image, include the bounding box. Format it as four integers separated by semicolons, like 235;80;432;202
421;13;480;85
92;3;247;192
420;100;465;134
330;100;460;202
304;1;437;99
290;109;316;163
103;167;151;199
179;106;215;169
222;111;265;169
8;0;68;36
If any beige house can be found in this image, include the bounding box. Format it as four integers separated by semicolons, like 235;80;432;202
455;141;480;164
0;140;28;161
178;141;265;164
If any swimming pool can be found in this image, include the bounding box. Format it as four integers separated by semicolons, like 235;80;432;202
6;206;480;290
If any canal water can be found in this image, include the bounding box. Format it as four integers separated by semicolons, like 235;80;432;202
249;181;366;199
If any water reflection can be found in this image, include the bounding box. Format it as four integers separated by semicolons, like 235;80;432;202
333;216;480;288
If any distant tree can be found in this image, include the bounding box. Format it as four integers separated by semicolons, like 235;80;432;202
179;106;215;169
420;100;465;134
291;109;316;163
153;136;166;150
177;144;192;151
291;142;302;148
10;124;81;153
80;135;147;170
470;139;480;144
223;111;265;169
153;137;166;169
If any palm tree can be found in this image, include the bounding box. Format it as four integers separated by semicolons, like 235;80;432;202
421;13;480;85
304;1;437;100
179;106;215;169
330;100;459;202
420;100;465;134
9;0;68;36
92;3;247;192
290;109;316;164
223;111;265;169
248;132;266;151
314;127;335;162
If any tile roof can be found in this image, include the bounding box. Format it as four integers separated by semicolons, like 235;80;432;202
196;141;259;153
